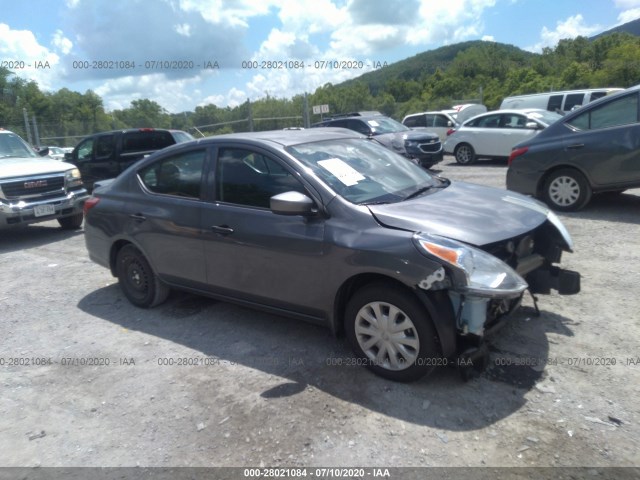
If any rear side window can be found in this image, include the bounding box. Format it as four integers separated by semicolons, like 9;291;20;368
547;95;563;112
139;149;206;198
403;115;423;127
96;135;116;159
567;93;638;131
471;114;501;128
564;93;585;111
122;131;175;153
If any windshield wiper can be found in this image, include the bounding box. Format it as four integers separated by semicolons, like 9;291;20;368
403;186;434;201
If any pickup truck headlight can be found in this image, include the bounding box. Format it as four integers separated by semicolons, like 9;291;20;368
413;233;528;298
65;168;83;188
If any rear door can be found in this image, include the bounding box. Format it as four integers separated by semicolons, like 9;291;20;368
126;146;208;288
497;113;539;156
199;144;327;316
563;91;640;186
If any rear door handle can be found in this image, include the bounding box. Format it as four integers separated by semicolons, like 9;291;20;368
129;213;147;222
566;144;584;150
211;225;234;235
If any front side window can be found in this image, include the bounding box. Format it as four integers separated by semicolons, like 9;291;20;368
216;148;305;208
471;114;501;128
286;138;437;205
501;114;527;128
567;93;638;131
433;115;449;128
139;149;205;198
0;132;37;159
76;138;94;161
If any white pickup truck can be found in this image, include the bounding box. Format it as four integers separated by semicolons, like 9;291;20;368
0;129;89;229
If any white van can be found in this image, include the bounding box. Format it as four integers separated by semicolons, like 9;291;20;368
402;104;487;141
500;88;623;114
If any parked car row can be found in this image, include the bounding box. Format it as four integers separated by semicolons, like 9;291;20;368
310;111;443;168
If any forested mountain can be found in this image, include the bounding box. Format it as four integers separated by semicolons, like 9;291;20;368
591;18;640;39
2;30;640;146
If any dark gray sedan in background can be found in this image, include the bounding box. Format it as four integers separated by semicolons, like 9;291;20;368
84;128;579;381
507;84;640;211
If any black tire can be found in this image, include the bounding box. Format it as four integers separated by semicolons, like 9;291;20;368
345;283;441;382
454;143;476;165
115;245;170;308
57;213;83;230
542;168;592;211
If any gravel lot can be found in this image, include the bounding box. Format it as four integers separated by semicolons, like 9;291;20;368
1;156;639;472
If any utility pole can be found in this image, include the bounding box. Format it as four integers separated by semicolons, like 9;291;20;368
32;115;40;147
23;108;33;145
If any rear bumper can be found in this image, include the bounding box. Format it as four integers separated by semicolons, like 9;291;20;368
0;189;89;228
506;166;542;196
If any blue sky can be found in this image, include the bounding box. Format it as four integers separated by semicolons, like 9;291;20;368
1;0;639;113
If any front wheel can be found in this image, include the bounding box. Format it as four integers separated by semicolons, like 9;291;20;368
116;245;170;308
58;213;83;230
454;143;476;165
542;168;592;211
345;283;441;382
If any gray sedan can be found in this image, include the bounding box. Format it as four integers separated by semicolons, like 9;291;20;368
84;128;580;381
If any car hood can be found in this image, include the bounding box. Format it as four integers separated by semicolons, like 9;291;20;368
0;157;76;179
368;181;549;246
375;130;438;152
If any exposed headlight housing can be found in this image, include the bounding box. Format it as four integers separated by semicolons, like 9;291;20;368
413;233;528;298
65;168;83;189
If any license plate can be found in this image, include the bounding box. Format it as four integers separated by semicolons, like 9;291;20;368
33;204;56;217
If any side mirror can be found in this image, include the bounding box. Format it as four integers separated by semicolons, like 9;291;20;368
270;191;315;216
525;122;540;130
37;147;50;157
447;121;453;127
64;152;73;161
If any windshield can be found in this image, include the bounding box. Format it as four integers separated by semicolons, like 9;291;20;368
527;110;563;126
286;138;437;204
366;117;410;134
0;133;38;159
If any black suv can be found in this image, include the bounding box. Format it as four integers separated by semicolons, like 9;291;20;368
311;112;443;168
65;128;194;190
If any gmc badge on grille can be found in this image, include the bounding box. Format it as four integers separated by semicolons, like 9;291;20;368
24;180;48;189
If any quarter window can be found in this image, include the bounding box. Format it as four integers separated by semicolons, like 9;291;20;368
216;148;306;208
139;149;205;199
567;94;638;131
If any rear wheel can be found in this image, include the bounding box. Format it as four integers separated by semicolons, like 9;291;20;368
116;245;169;308
454;143;476;165
345;283;441;382
542;168;592;211
58;213;83;230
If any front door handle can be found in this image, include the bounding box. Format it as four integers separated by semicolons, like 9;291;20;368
566;144;584;150
129;213;147;222
211;225;234;235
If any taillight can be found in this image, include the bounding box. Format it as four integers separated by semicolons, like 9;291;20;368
446;129;456;136
508;146;529;166
83;197;100;216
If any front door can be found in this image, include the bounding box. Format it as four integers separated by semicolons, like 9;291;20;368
200;145;327;317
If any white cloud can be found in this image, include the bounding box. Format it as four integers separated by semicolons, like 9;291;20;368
52;30;73;55
526;14;602;52
95;73;207;112
482;35;495;41
617;7;640;23
176;0;275;27
0;23;60;90
174;23;191;36
614;0;640;8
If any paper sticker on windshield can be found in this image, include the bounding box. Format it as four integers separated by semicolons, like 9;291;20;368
367;120;380;127
318;158;365;186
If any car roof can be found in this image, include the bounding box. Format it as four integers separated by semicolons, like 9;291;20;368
194;128;365;147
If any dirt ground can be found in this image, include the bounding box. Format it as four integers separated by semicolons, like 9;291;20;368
1;156;639;474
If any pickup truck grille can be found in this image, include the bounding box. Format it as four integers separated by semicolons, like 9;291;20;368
0;175;65;199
